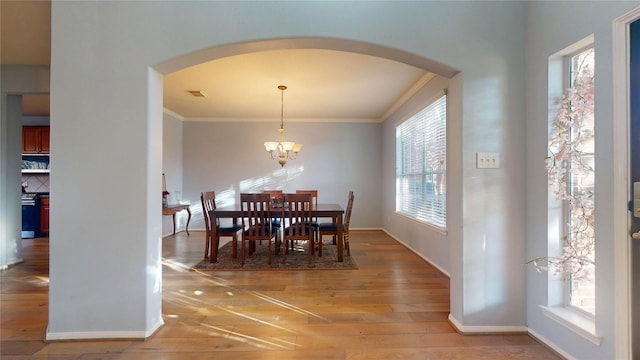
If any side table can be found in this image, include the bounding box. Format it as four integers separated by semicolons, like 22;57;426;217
162;203;191;236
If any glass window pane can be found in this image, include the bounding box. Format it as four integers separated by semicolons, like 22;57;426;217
566;47;595;315
396;94;447;228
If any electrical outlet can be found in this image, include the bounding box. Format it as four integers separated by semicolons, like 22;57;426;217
476;152;499;169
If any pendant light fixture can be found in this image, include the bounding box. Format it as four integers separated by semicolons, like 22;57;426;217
263;85;302;167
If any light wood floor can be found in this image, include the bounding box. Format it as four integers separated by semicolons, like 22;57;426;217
1;230;560;359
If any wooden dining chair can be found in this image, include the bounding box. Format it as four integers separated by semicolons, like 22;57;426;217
261;189;283;208
318;190;354;256
295;190;319;247
200;191;243;262
240;193;278;265
261;189;283;250
282;193;314;264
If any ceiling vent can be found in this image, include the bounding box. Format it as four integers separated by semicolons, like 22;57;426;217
187;90;207;97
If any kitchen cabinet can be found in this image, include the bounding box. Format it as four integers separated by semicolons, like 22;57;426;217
40;196;49;234
22;126;50;154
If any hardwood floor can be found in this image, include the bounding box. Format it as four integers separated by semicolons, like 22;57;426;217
1;230;560;359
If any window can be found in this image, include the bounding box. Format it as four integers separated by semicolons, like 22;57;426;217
564;47;595;315
546;46;595;316
395;93;447;228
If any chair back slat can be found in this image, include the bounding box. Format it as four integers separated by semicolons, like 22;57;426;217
200;191;216;235
241;193;272;239
296;189;318;220
282;192;314;264
283;193;312;238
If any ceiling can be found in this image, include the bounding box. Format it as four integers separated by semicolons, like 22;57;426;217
2;0;432;122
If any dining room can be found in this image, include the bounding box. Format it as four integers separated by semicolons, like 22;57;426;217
159;49;426;240
160;62;450;273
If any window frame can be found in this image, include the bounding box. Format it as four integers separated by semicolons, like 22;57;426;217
395;91;447;230
541;35;600;345
562;45;595;317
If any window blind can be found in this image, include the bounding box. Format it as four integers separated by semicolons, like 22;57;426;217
395;93;447;228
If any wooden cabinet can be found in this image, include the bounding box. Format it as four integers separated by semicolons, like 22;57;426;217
22;126;50;154
40;196;50;234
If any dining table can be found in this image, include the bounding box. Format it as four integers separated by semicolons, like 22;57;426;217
210;203;345;263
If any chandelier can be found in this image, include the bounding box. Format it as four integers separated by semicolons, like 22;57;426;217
264;85;302;167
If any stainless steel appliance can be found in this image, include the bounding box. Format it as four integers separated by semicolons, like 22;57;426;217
21;193;40;238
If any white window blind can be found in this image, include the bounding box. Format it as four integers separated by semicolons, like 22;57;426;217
396;93;447;228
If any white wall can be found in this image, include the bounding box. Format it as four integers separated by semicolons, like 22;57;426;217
525;2;639;359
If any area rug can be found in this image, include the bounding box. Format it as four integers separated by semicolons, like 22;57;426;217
191;240;356;271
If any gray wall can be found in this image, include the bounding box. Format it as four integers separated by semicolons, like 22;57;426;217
181;120;382;231
0;1;619;358
0;65;50;269
525;2;639;359
162;112;184;237
48;0;530;340
382;76;452;275
0;95;23;267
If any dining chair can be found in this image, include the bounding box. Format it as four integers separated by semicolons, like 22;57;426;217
240;193;278;265
261;189;283;208
200;191;243;262
295;189;319;248
282;193;314;264
261;189;283;250
318;190;354;256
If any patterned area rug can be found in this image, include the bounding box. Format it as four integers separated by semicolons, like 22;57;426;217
191;240;356;271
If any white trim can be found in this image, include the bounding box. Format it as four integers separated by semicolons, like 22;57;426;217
1;257;24;270
382;228;450;277
539;305;601;346
528;328;577;360
447;314;528;334
45;319;164;341
184;116;381;123
162;107;184;121
612;6;640;360
382;72;437;121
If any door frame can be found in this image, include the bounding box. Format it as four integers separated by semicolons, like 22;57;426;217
612;6;640;360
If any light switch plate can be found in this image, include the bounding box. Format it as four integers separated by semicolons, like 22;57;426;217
477;152;499;169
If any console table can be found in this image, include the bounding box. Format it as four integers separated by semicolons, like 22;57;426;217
162;203;191;236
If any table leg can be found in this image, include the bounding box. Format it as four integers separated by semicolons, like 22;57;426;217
337;213;343;262
171;214;177;235
210;229;219;263
185;207;191;236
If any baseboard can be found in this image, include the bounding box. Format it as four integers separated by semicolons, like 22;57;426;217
1;257;24;270
45;318;164;341
381;228;450;277
162;229;205;238
447;314;528;334
377;228;570;358
528;328;575;360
